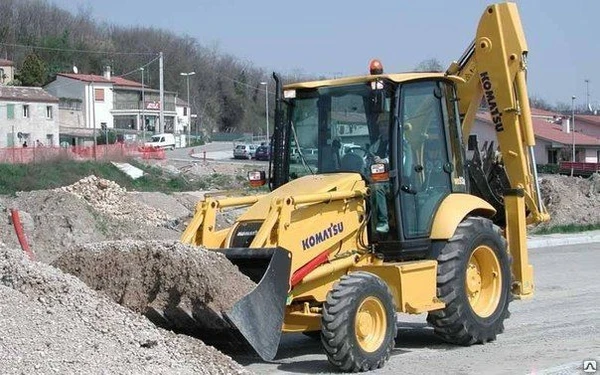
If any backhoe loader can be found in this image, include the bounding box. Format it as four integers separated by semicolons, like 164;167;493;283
175;2;549;371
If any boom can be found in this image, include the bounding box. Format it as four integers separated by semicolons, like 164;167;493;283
447;2;549;297
448;2;549;225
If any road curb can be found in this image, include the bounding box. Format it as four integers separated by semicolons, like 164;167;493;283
527;230;600;249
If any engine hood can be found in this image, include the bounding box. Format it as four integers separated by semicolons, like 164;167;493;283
237;173;366;222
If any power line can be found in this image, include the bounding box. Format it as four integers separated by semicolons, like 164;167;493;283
0;42;158;56
117;56;160;78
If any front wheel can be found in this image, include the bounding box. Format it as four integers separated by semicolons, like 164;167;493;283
427;216;511;345
321;271;396;372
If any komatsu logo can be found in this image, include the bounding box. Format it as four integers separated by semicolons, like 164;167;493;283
480;71;504;132
301;222;344;251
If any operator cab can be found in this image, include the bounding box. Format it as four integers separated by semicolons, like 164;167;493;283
272;62;468;260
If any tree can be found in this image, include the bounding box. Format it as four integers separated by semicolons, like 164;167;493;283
415;58;444;72
19;53;47;86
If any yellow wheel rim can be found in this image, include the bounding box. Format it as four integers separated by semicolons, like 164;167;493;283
354;296;387;352
465;245;502;318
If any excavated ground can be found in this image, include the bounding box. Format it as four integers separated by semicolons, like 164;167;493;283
52;240;256;335
536;173;600;231
0;243;249;374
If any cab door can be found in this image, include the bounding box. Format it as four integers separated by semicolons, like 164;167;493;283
396;80;453;239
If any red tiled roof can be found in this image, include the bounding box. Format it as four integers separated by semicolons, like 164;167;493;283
0;86;58;103
57;73;143;87
0;59;14;66
476;112;600;146
530;107;561;117
575;115;600;125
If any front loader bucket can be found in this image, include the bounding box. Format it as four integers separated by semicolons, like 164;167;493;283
220;247;292;361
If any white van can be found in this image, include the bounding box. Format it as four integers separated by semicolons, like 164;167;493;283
144;133;176;150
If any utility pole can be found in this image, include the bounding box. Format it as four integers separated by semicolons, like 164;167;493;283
91;80;97;161
571;95;576;176
141;67;146;142
159;52;164;133
260;81;269;142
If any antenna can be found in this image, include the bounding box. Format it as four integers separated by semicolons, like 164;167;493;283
73;66;78;74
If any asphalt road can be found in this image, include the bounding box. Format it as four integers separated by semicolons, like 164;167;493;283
239;243;600;375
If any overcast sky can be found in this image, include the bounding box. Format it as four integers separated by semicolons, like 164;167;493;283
49;0;599;107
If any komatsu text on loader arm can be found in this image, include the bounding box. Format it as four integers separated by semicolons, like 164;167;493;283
175;2;549;372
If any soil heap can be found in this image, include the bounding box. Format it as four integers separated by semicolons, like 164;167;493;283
0;243;250;374
53;240;256;348
0;176;181;263
536;173;600;230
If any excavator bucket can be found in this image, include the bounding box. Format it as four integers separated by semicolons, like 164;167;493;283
219;247;292;360
145;246;292;361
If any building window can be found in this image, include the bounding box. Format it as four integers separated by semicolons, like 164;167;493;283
46;106;53;119
95;88;105;102
7;103;14;119
0;68;4;83
183;106;187;116
547;149;558;164
23;105;29;118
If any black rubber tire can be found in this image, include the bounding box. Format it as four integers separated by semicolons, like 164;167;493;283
427;216;512;345
321;271;396;372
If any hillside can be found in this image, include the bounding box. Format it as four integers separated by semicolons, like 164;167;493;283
0;0;306;134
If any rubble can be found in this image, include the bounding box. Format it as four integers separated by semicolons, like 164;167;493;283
0;243;250;374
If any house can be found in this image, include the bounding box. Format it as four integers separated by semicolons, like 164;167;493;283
573;114;600;139
471;110;600;165
175;97;191;135
44;67;180;145
0;59;15;85
0;86;59;147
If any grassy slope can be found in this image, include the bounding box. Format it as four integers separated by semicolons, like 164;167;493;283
0;160;227;195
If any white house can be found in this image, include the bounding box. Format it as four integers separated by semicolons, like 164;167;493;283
0;59;15;85
0;86;59;147
176;97;191;135
45;67;180;145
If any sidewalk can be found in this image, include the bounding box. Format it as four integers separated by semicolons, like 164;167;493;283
527;229;600;249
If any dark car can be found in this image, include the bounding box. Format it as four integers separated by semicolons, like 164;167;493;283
254;145;270;161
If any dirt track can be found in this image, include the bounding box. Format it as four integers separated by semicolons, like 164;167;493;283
242;243;600;374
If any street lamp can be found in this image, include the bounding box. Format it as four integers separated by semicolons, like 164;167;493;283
571;95;576;176
260;81;269;142
180;71;195;146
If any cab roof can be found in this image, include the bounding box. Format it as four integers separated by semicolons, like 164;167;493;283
284;72;464;90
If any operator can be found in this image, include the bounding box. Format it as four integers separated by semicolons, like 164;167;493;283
369;115;390;233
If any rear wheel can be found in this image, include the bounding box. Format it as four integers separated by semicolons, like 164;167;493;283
427;216;511;345
321;272;396;372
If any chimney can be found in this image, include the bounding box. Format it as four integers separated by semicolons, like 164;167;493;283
103;66;111;80
562;117;570;133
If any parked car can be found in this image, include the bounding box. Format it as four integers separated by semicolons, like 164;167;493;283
254;145;270;161
233;144;257;159
144;133;176;150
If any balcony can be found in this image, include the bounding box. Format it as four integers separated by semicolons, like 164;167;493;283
112;100;176;111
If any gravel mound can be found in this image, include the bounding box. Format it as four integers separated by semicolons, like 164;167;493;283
537;173;600;230
0;243;250;374
57;175;174;227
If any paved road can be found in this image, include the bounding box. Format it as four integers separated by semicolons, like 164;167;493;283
165;142;269;166
239;243;600;375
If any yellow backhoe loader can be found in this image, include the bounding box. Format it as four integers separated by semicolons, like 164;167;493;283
177;2;549;371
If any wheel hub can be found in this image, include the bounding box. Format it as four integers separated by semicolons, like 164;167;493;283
465;245;502;318
354;296;386;352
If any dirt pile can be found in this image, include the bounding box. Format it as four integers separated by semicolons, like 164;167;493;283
537;173;600;230
0;243;250;374
0;178;182;263
57;175;174;227
53;240;256;347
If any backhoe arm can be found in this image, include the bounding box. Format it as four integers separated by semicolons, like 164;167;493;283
447;2;550;298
